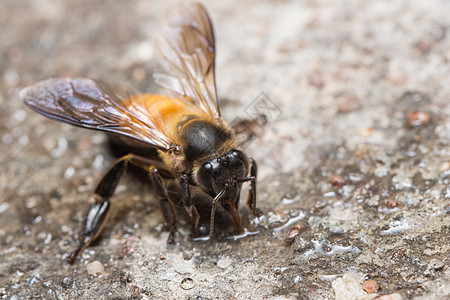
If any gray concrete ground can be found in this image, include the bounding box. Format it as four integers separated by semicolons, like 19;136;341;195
0;0;449;299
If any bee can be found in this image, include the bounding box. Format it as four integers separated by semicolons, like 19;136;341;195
20;2;260;263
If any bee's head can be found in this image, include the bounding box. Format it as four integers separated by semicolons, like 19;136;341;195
197;149;252;227
197;149;249;201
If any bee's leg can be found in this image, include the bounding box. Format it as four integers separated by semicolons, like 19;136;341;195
149;167;177;244
247;158;262;216
68;156;129;263
178;173;200;235
68;154;166;263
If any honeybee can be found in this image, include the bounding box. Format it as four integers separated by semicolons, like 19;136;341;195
20;2;260;263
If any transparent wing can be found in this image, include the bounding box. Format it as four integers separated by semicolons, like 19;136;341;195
21;77;178;152
153;2;220;119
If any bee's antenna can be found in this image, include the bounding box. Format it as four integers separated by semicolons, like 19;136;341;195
236;176;255;183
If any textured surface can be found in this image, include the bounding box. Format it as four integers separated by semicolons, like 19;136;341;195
1;0;449;299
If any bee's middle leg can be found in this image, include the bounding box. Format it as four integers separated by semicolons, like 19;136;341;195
177;173;200;236
149;166;177;244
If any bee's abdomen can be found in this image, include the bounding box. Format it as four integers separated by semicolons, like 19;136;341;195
180;119;231;161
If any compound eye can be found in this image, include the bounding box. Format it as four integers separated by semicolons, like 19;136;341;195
230;149;248;163
197;162;215;197
227;149;249;170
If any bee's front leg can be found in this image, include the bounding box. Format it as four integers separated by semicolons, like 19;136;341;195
247;158;262;216
150;167;177;244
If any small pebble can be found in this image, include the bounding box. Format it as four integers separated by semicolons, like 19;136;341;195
284;224;306;246
407;111;430;127
384;199;402;209
330;175;348;188
86;260;104;275
362;279;379;294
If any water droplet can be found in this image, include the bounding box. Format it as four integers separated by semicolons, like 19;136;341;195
225;228;259;240
282;194;301;205
380;218;411;235
180;277;195;290
273;211;306;232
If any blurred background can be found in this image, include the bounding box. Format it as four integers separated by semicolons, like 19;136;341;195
1;0;449;299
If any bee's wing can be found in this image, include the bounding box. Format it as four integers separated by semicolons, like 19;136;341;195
153;2;220;119
21;78;178;152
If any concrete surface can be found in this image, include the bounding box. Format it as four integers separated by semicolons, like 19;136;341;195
1;0;449;299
